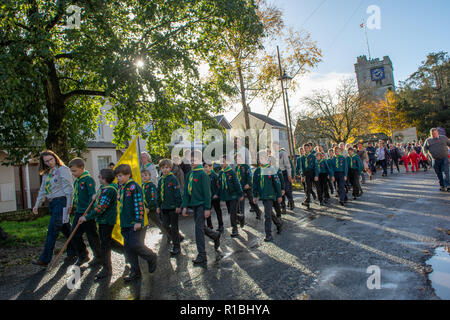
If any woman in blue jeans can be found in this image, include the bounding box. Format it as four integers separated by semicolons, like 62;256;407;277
31;151;77;267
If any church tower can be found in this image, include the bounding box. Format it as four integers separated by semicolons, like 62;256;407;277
354;55;395;100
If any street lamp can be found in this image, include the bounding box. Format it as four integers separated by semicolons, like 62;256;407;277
278;70;295;159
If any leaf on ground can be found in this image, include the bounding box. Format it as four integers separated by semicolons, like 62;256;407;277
387;215;394;219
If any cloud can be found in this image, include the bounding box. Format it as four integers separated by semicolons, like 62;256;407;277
224;72;354;124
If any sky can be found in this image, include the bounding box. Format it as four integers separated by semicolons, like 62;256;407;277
223;0;450;125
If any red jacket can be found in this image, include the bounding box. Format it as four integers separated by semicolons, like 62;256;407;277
409;152;419;163
419;152;427;161
401;154;410;164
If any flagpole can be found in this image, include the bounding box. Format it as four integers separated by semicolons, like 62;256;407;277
363;21;372;60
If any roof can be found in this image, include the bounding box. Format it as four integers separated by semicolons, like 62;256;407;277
214;115;232;129
86;141;117;149
249;112;287;129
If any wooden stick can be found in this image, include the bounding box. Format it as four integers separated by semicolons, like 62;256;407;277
48;198;96;271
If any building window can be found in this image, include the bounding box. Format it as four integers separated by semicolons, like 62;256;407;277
98;156;112;171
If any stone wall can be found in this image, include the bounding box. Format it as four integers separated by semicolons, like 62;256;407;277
0;207;49;222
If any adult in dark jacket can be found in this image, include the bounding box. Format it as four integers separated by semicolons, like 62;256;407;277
366;142;377;175
423;128;450;192
376;141;390;177
388;144;401;174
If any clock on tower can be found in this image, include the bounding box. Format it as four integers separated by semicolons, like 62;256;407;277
370;67;385;81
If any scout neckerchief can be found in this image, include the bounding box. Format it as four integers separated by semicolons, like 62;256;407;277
160;172;173;202
336;155;341;169
349;154;356;169
260;164;270;190
45;167;56;195
73;171;91;206
304;152;311;169
221;166;232;190
188;165;203;195
119;179;134;214
236;165;242;182
318;159;325;170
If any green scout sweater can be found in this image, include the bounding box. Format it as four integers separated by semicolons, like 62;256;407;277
207;170;220;199
318;159;333;177
182;165;211;209
118;179;145;228
252;165;282;201
218;166;243;201
73;171;96;215
277;168;285;191
86;183;118;226
236;164;253;189
143;181;157;210
157;173;182;210
300;153;319;177
347;154;364;174
330;155;348;177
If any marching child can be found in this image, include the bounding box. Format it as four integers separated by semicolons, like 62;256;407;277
142;170;164;234
316;152;333;205
69;158;102;267
236;153;262;220
269;156;285;217
115;164;157;281
400;152;410;173
299;144;319;209
419;150;428;172
409;149;420;172
156;159;182;256
204;162;224;233
327;148;336;194
182;150;221;267
331;147;348;206
78;169;117;280
218;155;244;237
253;150;283;242
347;147;364;200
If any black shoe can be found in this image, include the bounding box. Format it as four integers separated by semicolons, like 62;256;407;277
124;272;141;282
231;228;239;237
75;256;89;267
214;234;221;251
319;201;324;206
353;196;357;200
282;207;287;215
264;236;273;242
94;269;112;281
256;212;262;220
148;256;157;273
179;234;185;242
88;257;102;267
324;199;329;204
447;187;450;192
440;187;446;192
238;215;245;228
312;193;317;200
170;246;181;256
192;255;207;266
32;260;48;267
276;223;282;234
217;225;224;233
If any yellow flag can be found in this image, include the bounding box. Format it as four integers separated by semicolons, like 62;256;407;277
111;136;149;245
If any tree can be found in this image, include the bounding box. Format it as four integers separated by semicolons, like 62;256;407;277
206;0;321;134
0;0;255;165
396;52;449;137
295;78;369;145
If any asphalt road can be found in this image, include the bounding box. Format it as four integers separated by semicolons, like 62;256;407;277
0;170;449;300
